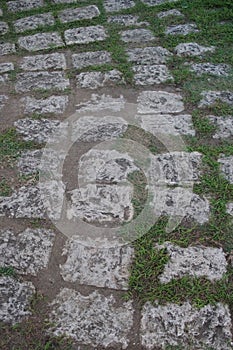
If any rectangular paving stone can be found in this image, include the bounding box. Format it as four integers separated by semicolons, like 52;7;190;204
157;9;184;18
108;14;149;26
14;13;55;33
15;71;70;93
127;46;172;64
121;28;155;43
18;32;64;52
64;25;107;45
0;62;14;73
72;50;111;69
58;5;100;23
21;95;69;114
190;63;231;77
132;65;173;85
137;90;184;114
199;90;233;107
0;43;16;56
7;0;44;12
175;42;216;57
0;21;9;35
141;0;178;5
104;0;135;12
76;94;125;112
20;53;66;71
76;69;124;89
208;115;233;139
165;23;199;35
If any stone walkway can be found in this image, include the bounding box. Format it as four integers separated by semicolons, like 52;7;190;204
0;0;233;349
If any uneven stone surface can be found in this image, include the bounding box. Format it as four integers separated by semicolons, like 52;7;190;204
18;32;64;51
7;0;43;12
17;149;42;174
199;90;233;107
137;90;184;114
121;29;155;43
141;0;178;5
72;50;111;69
21;95;69;115
165;23;199;35
0;62;14;73
208;115;233;139
15;71;70;93
50;290;134;348
20;53;66;71
104;0;135;12
14;13;55;33
0;229;55;275
126;46;172;64
60;241;134;289
175;42;215;57
64;25;107;45
191;63;231;76
140;301;232;350
0;21;9;35
226;202;233;216
76;94;125;112
157;9;184;18
107;14;149;26
156;242;227;283
0;43;16;56
0;277;35;325
132;65;173;85
59;5;100;23
76;69;124;89
218;155;233;184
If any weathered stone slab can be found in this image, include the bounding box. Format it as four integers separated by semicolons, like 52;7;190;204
208;115;233;139
140;301;232;350
72;50;111;69
50;289;134;348
60;240;134;289
132;65;173;85
107;14;149;26
0;62;14;73
0;43;16;56
141;0;178;5
227;202;233;216
76;69;124;89
0;229;55;275
175;42;215;57
0;95;8;110
121;28;154;43
64;25;107;45
157;9;184;18
191;63;231;76
156;242;227;283
20;52;66;71
76;94;125;112
21;95;69;115
0;277;35;325
218;155;233;184
15;71;70;93
7;0;43;12
104;0;135;12
17;149;42;174
165;23;199;35
199;90;233;107
14;13;54;33
126;46;172;64
137;90;184;114
0;21;9;35
18;32;64;51
59;5;100;23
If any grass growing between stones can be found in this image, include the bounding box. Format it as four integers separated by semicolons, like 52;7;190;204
0;266;16;277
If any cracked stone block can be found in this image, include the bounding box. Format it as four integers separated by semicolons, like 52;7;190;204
20;53;66;71
7;0;43;12
104;0;135;12
140;301;232;350
72;50;111;69
0;43;16;56
60;240;134;289
191;63;231;76
208;115;233;139
218;155;233;184
0;21;9;35
199;90;233;107
76;94;125;112
107;14;149;26
0;95;8;110
0;277;35;325
76;69;124;89
15;71;70;93
59;5;100;23
126;46;172;65
18;32;64;51
226;202;233;216
50;289;134;348
0;228;55;275
21;95;69;115
0;62;14;73
121;28;154;43
137;90;184;114
132;65;173;85
157;9;184;18
14;13;55;33
165;23;199;35
175;42;215;57
64;25;107;45
156;242;227;283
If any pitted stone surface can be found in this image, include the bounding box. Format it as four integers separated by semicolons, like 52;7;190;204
191;63;231;76
50;289;134;348
104;0;135;12
165;23;199;35
121;29;154;43
137;91;184;114
64;25;107;45
0;21;9;35
108;15;149;26
59;5;100;23
208;115;233;139
0;229;55;275
21;95;69;115
199;90;233;107
76;69;124;89
60;241;134;289
17;149;42;174
227;202;233;216
132;65;173;85
72;50;111;69
18;32;64;52
175;42;215;57
76;94;125;112
218;155;233;184
0;62;14;73
157;9;184;18
20;53;66;71
0;277;35;325
156;242;227;283
0;43;16;56
140;301;232;350
141;0;178;5
7;0;43;12
15;71;70;93
0;95;8;110
14;13;55;33
126;46;172;64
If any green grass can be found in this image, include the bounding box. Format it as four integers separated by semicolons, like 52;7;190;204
0;177;12;196
0;266;16;277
